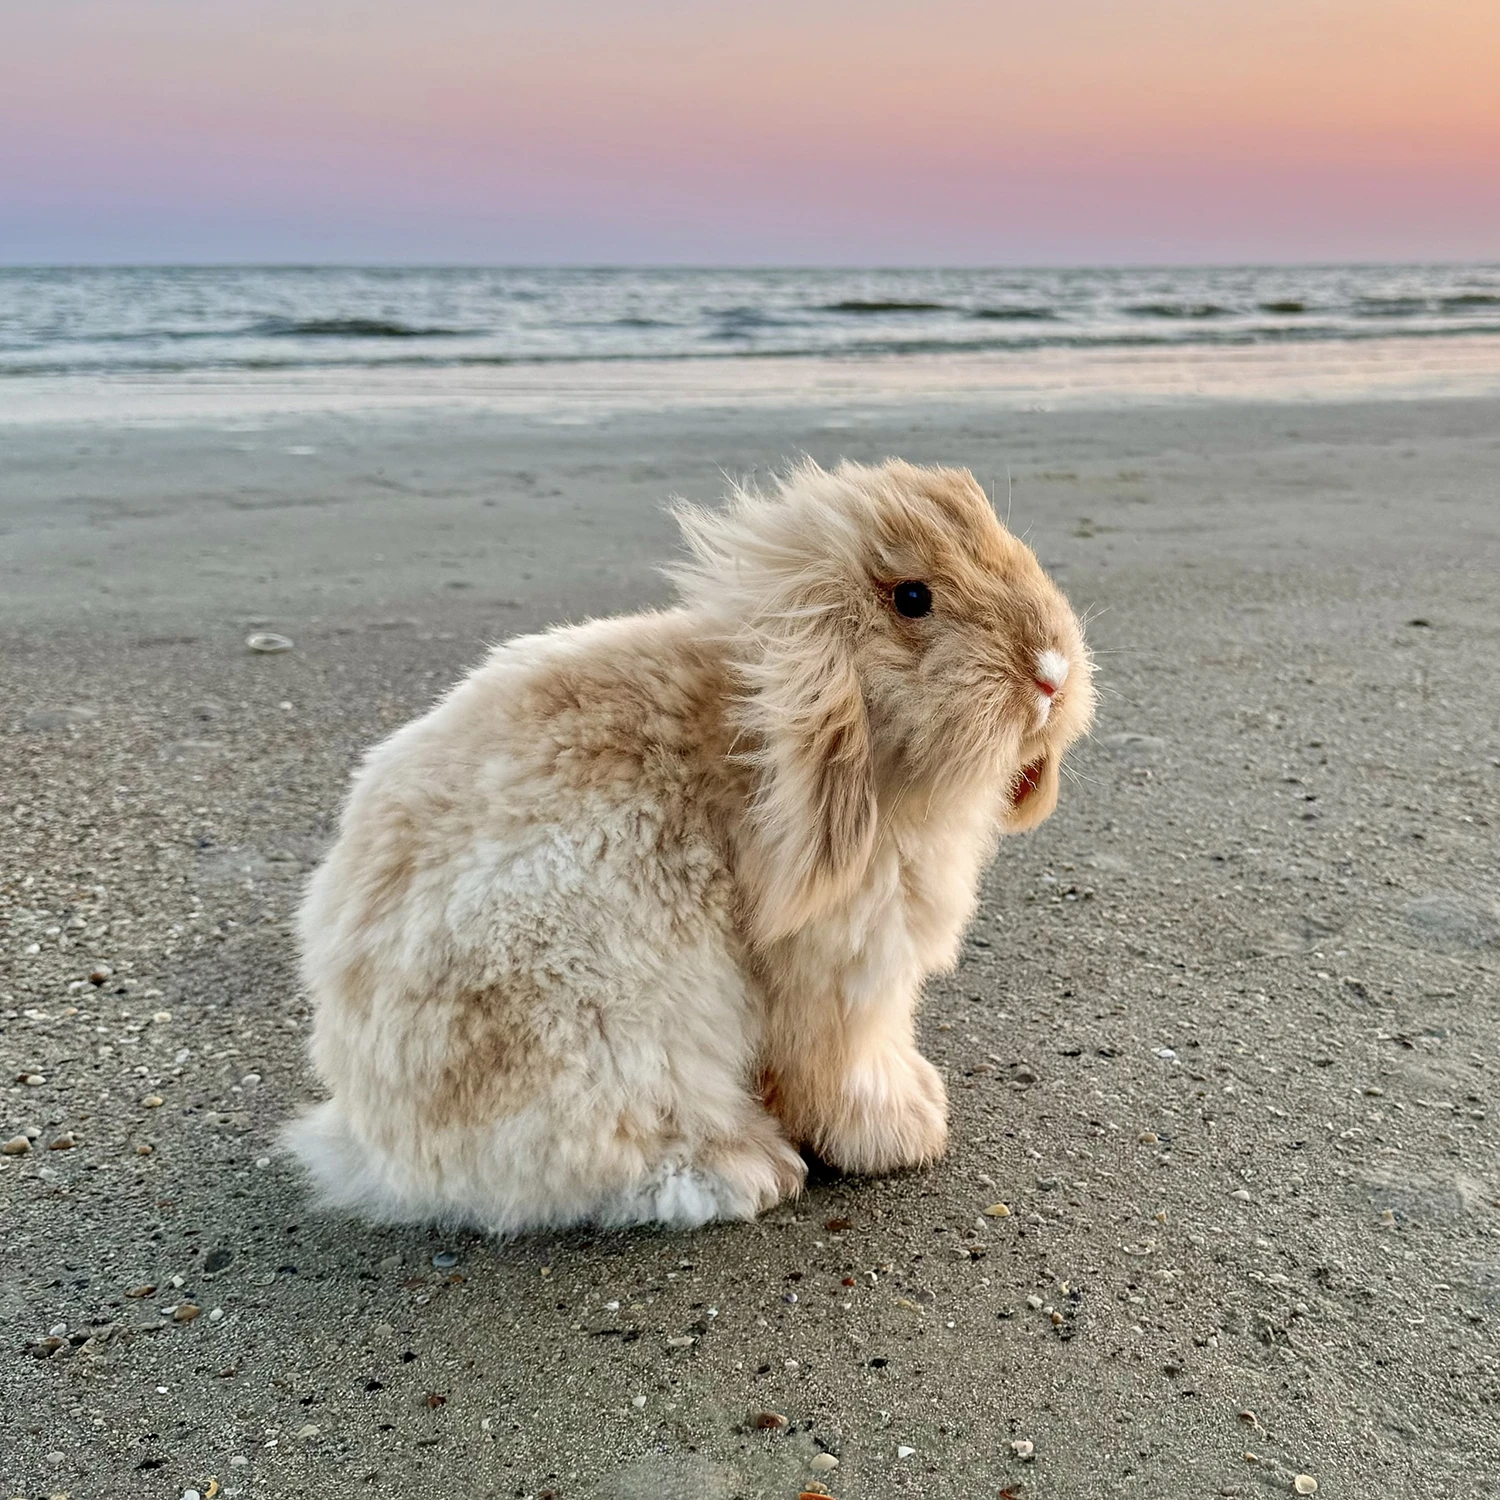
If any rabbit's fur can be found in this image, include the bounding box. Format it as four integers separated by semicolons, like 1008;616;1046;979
288;459;1094;1231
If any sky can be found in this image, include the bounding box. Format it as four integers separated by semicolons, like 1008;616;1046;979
2;0;1498;266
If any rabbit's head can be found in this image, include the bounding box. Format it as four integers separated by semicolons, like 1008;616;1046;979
676;459;1095;938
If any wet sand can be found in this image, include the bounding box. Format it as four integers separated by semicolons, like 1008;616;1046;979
3;395;1499;1498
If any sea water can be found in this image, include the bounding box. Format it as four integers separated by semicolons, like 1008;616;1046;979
2;264;1498;422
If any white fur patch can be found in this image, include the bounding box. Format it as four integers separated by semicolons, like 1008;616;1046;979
597;1162;753;1228
1035;648;1070;690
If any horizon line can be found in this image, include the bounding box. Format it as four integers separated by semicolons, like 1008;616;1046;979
3;256;1499;274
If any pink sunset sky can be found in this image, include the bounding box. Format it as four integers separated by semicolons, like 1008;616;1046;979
3;0;1498;264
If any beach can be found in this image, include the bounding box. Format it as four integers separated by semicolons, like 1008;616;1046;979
3;387;1499;1498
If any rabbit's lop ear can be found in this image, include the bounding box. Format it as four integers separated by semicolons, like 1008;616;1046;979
673;483;877;942
739;624;876;942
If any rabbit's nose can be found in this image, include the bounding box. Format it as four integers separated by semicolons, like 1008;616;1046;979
1033;649;1070;698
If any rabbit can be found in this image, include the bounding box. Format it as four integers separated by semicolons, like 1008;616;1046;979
286;457;1095;1233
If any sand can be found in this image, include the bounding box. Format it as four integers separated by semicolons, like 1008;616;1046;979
2;394;1499;1499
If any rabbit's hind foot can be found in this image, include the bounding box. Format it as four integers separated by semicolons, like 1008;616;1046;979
596;1126;806;1229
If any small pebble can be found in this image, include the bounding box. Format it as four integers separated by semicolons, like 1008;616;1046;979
897;1445;916;1459
665;1334;695;1348
246;632;294;653
983;1202;1011;1218
808;1453;839;1473
753;1411;789;1429
296;1423;319;1440
1230;1188;1252;1202
143;1095;164;1109
1012;1438;1035;1459
88;966;112;985
47;1451;65;1465
20;1073;45;1087
230;1456;248;1467
174;1304;202;1323
49;1133;76;1150
2;1136;30;1156
631;1394;647;1409
1138;1131;1159;1145
136;1144;154;1156
1026;1294;1044;1310
209;1308;225;1322
1294;1478;1318;1496
432;1250;460;1269
183;1490;202;1500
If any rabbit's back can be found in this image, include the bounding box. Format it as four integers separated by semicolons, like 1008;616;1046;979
292;610;764;1225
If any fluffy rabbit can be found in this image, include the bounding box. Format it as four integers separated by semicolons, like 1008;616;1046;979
288;458;1094;1232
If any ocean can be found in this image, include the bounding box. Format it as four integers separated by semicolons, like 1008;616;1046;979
3;264;1499;422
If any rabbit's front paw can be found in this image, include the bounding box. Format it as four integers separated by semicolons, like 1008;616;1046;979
813;1046;949;1176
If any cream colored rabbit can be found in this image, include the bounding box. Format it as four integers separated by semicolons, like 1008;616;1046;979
288;459;1094;1231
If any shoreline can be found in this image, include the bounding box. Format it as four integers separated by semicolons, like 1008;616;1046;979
3;331;1500;426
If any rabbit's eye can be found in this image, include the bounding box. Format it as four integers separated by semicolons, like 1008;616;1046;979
892;581;932;618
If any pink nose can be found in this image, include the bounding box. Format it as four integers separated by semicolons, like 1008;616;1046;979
1033;676;1056;698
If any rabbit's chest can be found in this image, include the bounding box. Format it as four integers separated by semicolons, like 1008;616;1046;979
834;837;983;982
